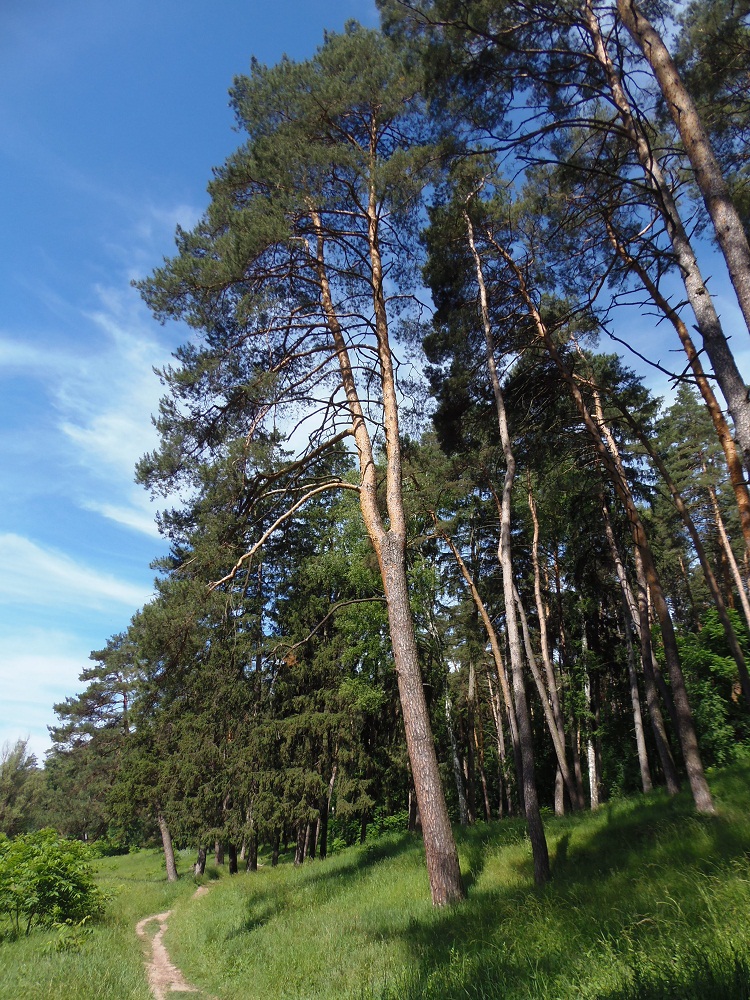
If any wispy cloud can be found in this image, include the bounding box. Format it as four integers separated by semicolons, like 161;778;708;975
0;270;187;536
0;533;152;610
82;499;161;538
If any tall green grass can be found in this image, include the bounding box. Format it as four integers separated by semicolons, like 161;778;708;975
165;764;750;1000
0;848;195;1000
2;765;750;999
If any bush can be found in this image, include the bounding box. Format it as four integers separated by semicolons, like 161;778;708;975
0;829;106;937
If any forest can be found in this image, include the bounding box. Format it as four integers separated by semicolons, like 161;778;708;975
4;0;750;923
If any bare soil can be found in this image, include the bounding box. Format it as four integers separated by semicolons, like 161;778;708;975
136;886;213;999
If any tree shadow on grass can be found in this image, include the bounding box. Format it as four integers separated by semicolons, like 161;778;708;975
226;832;418;940
362;775;750;999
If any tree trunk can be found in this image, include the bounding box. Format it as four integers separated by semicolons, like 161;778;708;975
271;830;280;868
614;396;750;705
473;700;493;821
437;520;523;800
408;788;421;834
484;666;507;818
318;764;336;861
313;208;464;906
157;812;178;883
606;219;750;560
554;768;565;817
294;825;305;867
528;480;569;765
584;0;750;477
214;840;224;866
194;845;207;877
514;580;584;810
709;484;750;636
467;204;550;883
601;501;653;793
497;250;712;811
306;820;316;860
616;0;750;338
228;843;238;875
466;662;477;824
246;832;258;872
445;691;470;826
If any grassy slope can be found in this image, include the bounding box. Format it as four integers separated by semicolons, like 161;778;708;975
2;764;750;999
166;764;750;1000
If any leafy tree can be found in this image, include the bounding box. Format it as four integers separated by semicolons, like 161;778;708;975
0;740;44;837
0;829;105;937
45;632;142;843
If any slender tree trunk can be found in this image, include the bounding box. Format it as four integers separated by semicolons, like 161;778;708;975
514;580;584;809
612;394;750;704
572;721;584;805
605;219;750;558
466;662;478;824
214;840;224;866
445;691;470;826
474;718;493;821
246;833;258;872
318;763;336;861
271;830;280;868
408;788;421;833
632;547;682;795
616;0;750;336
313;207;464;905
294;825;306;867
585;673;599;811
157;813;178;883
528;480;567;743
581;632;600;811
484;666;508;818
585;0;750;476
228;843;238;875
709;484;750;635
306;819;316;860
493;247;711;811
436;521;523;802
466;204;549;883
554;769;565;817
590;392;713;811
601;500;653;793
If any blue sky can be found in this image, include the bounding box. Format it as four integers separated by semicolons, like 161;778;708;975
0;0;377;760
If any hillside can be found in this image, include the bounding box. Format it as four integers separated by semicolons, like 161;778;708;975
3;764;750;1000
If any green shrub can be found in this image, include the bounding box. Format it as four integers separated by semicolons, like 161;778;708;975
0;829;106;937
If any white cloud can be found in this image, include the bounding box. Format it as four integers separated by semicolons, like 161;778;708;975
0;630;95;761
0;533;152;611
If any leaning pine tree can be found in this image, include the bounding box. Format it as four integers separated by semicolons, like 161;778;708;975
138;25;465;905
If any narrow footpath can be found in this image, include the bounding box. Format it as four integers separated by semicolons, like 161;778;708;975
136;885;214;1000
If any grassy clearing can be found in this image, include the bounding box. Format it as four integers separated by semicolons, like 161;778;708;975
0;847;195;1000
165;764;750;1000
2;764;750;999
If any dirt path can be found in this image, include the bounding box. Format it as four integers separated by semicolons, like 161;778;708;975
136;886;214;1000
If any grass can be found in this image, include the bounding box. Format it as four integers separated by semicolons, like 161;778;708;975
165;764;750;1000
2;763;750;999
0;847;195;1000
